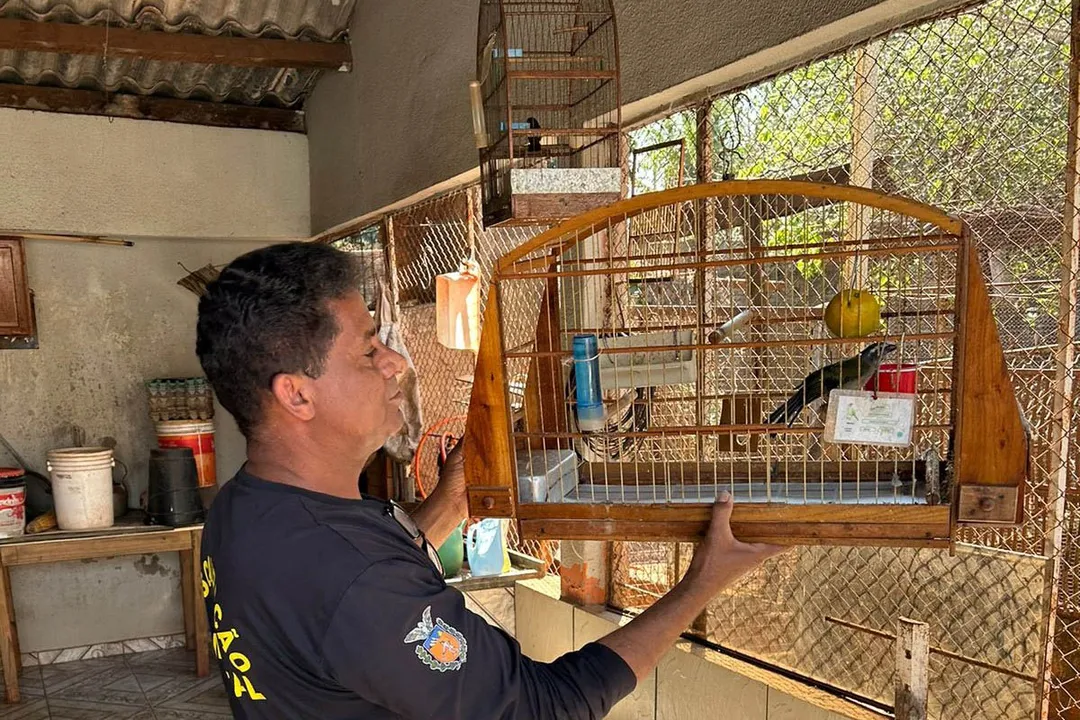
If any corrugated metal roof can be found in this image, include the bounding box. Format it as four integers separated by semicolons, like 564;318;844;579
0;0;355;110
0;51;320;106
0;0;355;41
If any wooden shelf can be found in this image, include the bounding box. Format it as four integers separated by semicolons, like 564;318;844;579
508;69;617;80
0;510;195;546
510;127;619;136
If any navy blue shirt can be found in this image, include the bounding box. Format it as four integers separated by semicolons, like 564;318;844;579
200;470;636;719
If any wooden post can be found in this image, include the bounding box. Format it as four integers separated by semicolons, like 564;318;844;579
383;217;401;323
0;562;17;703
523;260;569;449
180;545;196;651
383;215;415;503
191;529;210;678
691;102;713;635
843;42;879;286
694;103;713;459
894;617;929;720
1040;1;1080;715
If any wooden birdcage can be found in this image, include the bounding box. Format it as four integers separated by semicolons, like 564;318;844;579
474;0;622;228
462;181;1030;546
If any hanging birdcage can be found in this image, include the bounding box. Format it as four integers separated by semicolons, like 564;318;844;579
473;0;623;228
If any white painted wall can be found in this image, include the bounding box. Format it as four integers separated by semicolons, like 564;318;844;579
0;108;309;239
0;108;308;653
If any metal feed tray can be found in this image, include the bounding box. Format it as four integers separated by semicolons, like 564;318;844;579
598;330;696;389
516;449;579;503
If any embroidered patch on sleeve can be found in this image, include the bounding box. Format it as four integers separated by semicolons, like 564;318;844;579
403;605;468;672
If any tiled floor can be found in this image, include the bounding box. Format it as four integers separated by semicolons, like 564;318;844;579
0;588;520;720
2;649;230;719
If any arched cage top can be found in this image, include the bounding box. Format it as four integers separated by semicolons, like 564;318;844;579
496;180;964;274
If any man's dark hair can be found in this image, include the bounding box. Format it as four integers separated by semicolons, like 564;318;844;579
196;242;363;437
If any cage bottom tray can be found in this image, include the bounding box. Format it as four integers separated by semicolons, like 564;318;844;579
560;481;928;505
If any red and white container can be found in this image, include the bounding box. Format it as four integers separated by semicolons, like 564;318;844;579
155;420;217;488
0;469;26;539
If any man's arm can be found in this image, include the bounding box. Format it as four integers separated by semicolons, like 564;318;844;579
322;558;634;720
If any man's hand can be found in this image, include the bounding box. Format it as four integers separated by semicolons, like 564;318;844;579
411;439;468;547
597;493;787;683
681;493;788;599
436;438;467;516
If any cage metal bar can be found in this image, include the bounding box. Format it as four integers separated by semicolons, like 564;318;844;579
499;241;961;280
504;331;957;358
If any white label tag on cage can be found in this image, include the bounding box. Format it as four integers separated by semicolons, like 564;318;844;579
823;389;915;447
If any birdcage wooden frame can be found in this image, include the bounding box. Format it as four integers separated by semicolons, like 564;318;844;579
462;180;1030;547
476;0;623;227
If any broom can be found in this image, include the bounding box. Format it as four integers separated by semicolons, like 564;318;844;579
177;263;221;298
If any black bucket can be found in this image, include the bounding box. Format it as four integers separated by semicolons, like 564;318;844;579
146;447;205;527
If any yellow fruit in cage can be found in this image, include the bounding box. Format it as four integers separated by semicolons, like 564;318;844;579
824;289;883;338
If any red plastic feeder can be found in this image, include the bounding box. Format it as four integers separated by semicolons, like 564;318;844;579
864;363;918;395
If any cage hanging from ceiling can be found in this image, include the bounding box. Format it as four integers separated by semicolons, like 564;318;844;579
474;0;623;228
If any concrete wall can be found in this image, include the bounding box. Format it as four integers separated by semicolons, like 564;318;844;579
0;108;308;653
0;108;309;239
306;0;906;232
515;582;857;720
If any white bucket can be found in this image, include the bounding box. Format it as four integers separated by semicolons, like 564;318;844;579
46;447;116;531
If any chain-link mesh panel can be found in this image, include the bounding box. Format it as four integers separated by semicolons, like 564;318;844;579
612;1;1078;718
381;186;561;571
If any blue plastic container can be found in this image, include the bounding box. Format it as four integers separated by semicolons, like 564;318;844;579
466;518;506;577
572;334;605;432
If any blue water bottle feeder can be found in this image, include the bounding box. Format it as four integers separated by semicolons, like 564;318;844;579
573;334;605;432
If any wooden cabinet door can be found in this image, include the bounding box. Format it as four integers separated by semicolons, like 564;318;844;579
0;238;33;337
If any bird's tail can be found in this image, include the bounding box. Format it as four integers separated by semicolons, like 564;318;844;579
767;393;805;428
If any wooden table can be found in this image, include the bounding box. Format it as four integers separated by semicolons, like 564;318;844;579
0;516;209;703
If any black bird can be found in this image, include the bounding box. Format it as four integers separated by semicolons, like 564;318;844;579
526;117;542;153
767;342;898;428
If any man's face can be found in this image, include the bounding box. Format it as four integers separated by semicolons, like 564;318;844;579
309;291;407;447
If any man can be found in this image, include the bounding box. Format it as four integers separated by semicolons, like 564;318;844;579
196;242;784;719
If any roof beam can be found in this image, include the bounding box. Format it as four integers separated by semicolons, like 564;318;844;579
0;19;351;71
0;83;305;133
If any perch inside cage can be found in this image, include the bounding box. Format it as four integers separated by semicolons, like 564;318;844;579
463;180;1030;547
474;0;623;227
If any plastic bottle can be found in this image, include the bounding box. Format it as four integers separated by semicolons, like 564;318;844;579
572;334;605;432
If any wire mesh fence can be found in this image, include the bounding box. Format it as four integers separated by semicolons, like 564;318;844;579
611;1;1078;718
342;187;562;570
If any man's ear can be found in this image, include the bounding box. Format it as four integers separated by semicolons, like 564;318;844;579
269;373;316;422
